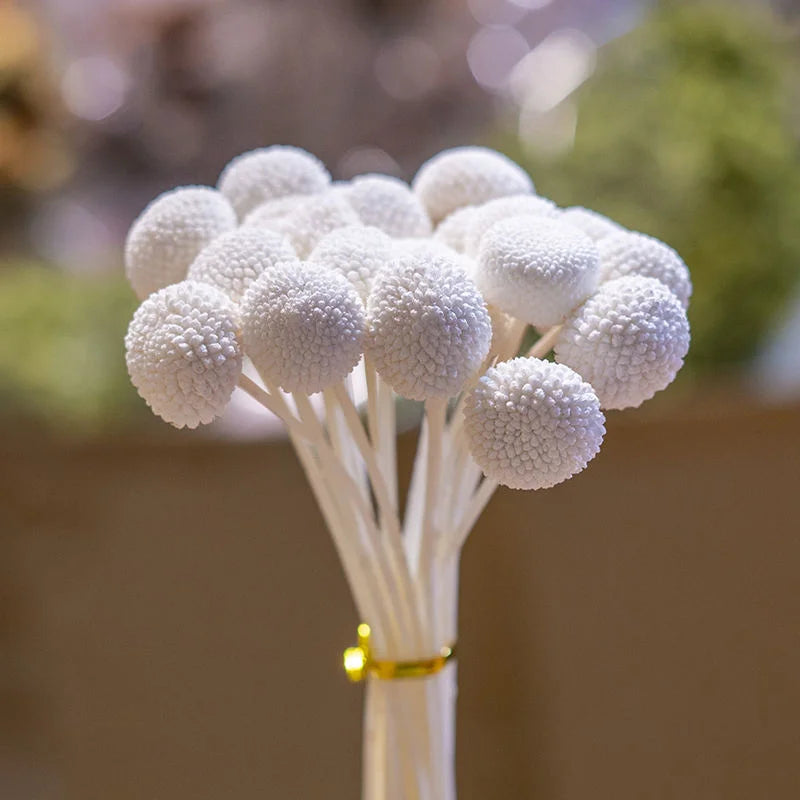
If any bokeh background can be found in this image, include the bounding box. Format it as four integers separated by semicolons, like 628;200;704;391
2;0;799;798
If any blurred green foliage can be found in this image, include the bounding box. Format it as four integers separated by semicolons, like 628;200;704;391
0;264;147;433
502;0;800;373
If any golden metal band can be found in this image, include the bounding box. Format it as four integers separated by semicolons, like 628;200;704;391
343;624;456;682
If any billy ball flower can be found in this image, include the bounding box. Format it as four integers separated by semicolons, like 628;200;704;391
366;251;492;401
412;146;534;224
476;216;600;328
125;280;243;429
554;275;691;410
598;231;692;309
124;186;236;300
464;357;606;490
560;206;626;242
463;194;558;256
187;227;297;303
240;261;366;395
218;145;331;218
308;225;393;302
345;174;432;238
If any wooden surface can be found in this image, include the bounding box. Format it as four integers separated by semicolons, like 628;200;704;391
1;397;799;799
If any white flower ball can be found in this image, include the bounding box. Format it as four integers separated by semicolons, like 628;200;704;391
124;186;236;300
125;281;242;428
434;206;478;253
345;174;432;238
187;227;297;303
463;194;558;256
240;262;365;394
217;145;331;218
476;216;600;327
266;192;362;258
241;195;307;228
412;146;534;223
560;206;625;241
464;357;605;490
554;275;690;410
308;225;393;301
598;231;692;309
366;252;492;400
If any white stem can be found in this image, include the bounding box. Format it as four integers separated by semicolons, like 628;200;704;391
329;382;425;655
445;477;499;557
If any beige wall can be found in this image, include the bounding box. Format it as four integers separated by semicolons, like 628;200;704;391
2;398;799;799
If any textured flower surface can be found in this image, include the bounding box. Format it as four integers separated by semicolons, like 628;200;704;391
555;275;690;409
218;145;330;218
345;174;432;238
187;227;297;303
434;206;477;253
412;146;534;223
125;281;242;428
598;231;692;309
366;252;492;400
264;192;362;258
124;186;236;300
560;206;626;242
308;226;393;301
476;216;600;327
464;357;606;490
241;262;365;394
463;194;558;256
241;195;307;228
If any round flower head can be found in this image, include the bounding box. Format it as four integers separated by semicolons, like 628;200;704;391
125;280;242;428
412;146;534;223
308;225;393;301
240;262;365;394
464;357;605;490
187;227;297;303
560;206;625;242
345;174;432;238
476;216;600;327
598;231;692;309
124;186;236;300
434;206;478;253
554;275;690;410
464;194;559;256
265;192;362;258
241;195;307;228
366;251;492;400
217;145;331;218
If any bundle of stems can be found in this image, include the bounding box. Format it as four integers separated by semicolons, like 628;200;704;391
236;315;554;800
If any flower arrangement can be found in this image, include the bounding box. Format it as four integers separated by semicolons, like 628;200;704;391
123;145;690;799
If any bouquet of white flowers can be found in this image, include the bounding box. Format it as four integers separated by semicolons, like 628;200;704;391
124;145;690;800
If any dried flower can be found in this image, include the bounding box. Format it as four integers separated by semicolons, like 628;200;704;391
464;357;605;490
476;216;600;327
125;281;242;428
366;251;492;400
554;275;691;409
412;146;534;223
124;186;236;300
218;145;331;218
241;261;365;394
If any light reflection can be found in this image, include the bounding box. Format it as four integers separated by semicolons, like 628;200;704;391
467;26;530;92
61;56;127;121
518;98;578;159
509;29;596;112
